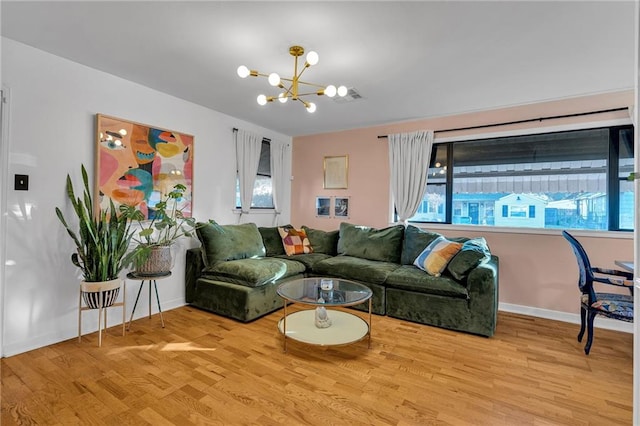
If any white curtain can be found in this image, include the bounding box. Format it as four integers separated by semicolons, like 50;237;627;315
235;129;262;219
388;130;434;223
270;141;290;225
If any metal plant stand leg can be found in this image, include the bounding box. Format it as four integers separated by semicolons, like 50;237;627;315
127;273;169;330
153;280;165;328
128;280;145;331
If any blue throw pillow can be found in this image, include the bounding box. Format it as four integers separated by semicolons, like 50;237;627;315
414;236;463;277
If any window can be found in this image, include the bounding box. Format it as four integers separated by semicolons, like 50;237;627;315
407;125;634;231
235;140;274;209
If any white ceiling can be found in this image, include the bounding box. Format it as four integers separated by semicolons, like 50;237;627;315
1;1;635;137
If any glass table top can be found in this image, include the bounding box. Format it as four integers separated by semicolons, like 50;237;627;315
277;277;372;307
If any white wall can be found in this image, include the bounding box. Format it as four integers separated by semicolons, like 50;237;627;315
0;38;292;357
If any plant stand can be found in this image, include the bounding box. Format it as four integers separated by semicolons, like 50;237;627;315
78;279;126;347
127;271;171;330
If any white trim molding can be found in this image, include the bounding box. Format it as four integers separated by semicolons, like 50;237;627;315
499;302;633;333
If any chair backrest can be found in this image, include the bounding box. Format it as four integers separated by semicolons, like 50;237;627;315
561;230;594;296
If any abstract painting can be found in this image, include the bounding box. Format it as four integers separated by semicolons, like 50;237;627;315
96;114;194;219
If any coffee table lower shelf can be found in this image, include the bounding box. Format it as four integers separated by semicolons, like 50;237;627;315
278;309;369;347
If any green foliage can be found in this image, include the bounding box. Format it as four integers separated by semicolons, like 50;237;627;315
627;172;638;181
55;165;136;282
120;184;199;268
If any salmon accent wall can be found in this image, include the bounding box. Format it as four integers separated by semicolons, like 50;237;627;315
291;90;634;320
291;126;391;230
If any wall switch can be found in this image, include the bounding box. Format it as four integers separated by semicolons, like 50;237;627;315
14;174;29;191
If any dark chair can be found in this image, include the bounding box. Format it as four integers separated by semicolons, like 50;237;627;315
562;230;634;354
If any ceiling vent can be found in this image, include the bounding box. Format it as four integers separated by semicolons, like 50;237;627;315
331;88;363;103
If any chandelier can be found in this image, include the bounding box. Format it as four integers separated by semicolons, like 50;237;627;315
237;45;347;113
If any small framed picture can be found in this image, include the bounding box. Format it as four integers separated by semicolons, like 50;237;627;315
334;197;349;218
316;197;331;218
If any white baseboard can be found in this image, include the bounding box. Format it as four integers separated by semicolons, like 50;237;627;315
2;299;187;358
499;302;633;333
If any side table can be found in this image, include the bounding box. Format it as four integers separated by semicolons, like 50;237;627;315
126;271;171;330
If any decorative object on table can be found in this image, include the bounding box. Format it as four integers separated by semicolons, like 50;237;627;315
334;197;349;218
562;230;634;355
323;155;348;189
96;114;194;220
316;196;331;218
315;288;332;329
236;45;348;113
122;183;199;276
55;164;136;346
320;278;333;291
314;305;332;329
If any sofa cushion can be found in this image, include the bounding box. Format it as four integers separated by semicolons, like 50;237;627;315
385;265;469;299
275;253;332;271
337;222;405;263
278;226;313;255
202;257;306;287
258;225;290;257
197;221;266;266
446;237;491;281
313;255;401;285
401;225;443;265
302;226;339;255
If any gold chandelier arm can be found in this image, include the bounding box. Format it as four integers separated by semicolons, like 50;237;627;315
249;73;326;89
278;82;294;96
246;71;268;78
295;91;326;97
296;80;326;89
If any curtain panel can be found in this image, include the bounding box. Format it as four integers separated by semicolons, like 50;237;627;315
235;129;262;218
270;141;290;225
388;130;434;223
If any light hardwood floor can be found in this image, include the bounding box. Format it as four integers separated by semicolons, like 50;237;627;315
1;306;633;425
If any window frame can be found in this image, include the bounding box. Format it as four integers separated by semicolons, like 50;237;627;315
405;122;634;232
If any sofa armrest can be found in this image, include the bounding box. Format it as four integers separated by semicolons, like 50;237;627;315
465;255;499;336
185;247;204;303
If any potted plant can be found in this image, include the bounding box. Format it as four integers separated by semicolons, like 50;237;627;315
123;183;198;276
55;164;136;309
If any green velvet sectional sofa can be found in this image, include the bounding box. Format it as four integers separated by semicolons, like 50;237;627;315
185;221;499;337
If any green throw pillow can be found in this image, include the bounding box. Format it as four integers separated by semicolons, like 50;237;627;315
259;225;291;257
337;222;405;263
302;226;339;255
196;221;266;266
400;225;442;265
446;237;491;282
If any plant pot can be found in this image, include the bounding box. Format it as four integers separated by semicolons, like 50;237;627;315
135;245;173;276
80;279;122;309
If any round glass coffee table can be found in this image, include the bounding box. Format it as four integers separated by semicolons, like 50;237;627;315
276;277;373;352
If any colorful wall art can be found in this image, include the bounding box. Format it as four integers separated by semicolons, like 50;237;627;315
96;114;194;219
